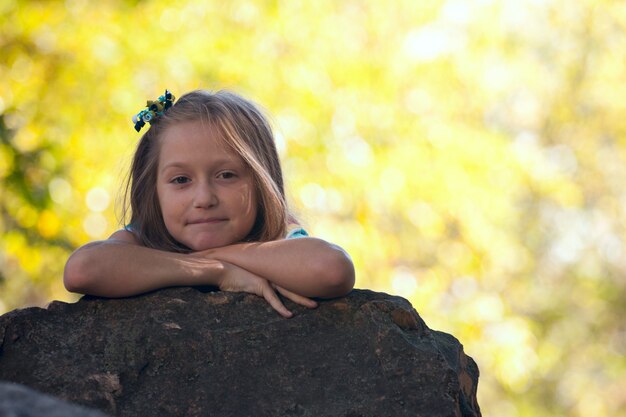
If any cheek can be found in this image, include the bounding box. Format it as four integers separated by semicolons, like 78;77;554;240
157;188;179;218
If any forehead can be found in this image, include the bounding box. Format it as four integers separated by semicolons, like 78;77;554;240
157;119;241;163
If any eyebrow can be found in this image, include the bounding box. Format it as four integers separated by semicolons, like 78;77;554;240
159;159;243;174
160;162;189;172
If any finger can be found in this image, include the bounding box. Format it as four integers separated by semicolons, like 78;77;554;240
262;283;293;318
274;285;318;309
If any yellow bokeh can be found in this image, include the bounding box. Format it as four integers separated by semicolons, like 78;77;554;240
2;1;626;416
37;210;60;238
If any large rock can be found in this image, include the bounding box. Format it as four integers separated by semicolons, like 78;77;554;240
0;288;481;417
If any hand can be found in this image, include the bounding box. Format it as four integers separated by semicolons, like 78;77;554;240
217;262;317;318
271;283;318;310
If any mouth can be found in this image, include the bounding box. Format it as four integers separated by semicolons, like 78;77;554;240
187;218;228;225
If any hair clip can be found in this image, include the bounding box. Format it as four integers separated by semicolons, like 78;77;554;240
132;90;176;132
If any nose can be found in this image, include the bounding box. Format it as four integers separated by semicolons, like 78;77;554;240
193;182;218;208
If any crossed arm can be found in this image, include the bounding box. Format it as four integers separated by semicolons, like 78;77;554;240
63;229;355;317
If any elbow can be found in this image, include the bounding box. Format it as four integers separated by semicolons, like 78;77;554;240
318;246;355;298
63;251;94;294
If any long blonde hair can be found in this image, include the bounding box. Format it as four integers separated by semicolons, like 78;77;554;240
123;90;291;252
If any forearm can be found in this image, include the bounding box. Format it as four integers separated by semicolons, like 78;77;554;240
201;238;355;298
64;240;222;297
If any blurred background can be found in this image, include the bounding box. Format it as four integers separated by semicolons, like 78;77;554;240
1;0;625;415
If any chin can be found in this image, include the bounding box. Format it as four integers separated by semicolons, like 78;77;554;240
188;242;220;251
188;238;236;251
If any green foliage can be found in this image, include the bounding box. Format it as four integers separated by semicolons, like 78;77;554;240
1;0;625;416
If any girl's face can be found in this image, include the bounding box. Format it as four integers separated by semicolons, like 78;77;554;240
156;120;258;251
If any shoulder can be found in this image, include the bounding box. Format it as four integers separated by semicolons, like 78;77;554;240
108;229;141;245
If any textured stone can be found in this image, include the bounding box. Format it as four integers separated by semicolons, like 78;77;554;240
0;288;481;417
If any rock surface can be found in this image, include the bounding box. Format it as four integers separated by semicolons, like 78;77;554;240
0;288;480;417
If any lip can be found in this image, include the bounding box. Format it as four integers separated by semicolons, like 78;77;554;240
187;218;228;225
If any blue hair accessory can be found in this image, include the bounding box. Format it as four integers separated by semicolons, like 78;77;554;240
132;90;175;132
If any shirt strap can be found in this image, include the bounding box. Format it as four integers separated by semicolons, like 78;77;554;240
286;225;309;239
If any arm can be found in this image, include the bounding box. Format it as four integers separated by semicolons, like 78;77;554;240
63;230;223;297
201;237;355;299
63;230;317;317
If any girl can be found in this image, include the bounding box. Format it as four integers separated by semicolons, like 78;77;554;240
64;89;355;318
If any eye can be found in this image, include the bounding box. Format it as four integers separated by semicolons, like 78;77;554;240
171;176;190;184
217;171;237;180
